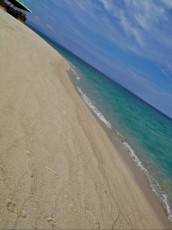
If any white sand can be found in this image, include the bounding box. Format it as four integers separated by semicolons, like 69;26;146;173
0;10;169;229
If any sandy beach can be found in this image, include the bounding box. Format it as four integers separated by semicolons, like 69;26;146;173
0;10;171;229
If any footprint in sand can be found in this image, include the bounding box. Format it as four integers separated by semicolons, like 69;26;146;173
47;217;57;228
95;221;100;229
6;199;27;218
86;210;100;229
17;209;27;218
6;199;16;212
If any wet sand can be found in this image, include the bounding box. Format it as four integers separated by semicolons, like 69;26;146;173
69;69;172;229
0;10;171;229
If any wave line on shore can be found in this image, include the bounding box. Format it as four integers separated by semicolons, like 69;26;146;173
123;142;172;223
77;87;112;129
77;86;172;223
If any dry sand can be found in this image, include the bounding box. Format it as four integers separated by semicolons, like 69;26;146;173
0;10;171;229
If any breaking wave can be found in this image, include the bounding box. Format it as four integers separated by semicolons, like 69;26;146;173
77;87;112;129
77;86;172;223
123;142;172;222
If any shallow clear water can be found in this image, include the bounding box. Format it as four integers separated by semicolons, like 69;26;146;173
29;26;172;221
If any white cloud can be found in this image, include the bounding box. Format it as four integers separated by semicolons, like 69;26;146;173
25;0;172;116
99;0;113;11
161;0;172;8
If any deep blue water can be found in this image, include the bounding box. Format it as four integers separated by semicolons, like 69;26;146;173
28;25;172;222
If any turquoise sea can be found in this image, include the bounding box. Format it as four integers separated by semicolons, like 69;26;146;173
28;25;172;222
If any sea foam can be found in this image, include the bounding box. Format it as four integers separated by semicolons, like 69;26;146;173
123;142;172;222
77;86;172;223
69;63;80;80
77;87;112;129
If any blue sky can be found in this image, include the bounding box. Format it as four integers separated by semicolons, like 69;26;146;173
25;0;172;118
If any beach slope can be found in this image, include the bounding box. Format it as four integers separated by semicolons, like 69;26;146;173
0;11;167;229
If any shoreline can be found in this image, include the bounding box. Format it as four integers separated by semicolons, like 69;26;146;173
99;119;172;228
0;10;171;229
69;70;172;228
